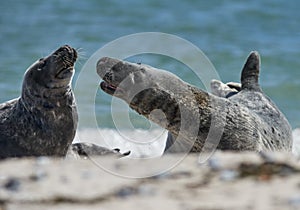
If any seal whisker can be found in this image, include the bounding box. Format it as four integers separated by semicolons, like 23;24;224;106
76;47;85;54
76;48;87;60
75;58;84;66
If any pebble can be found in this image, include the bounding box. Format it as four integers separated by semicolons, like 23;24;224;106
29;169;47;181
116;186;137;198
4;178;21;192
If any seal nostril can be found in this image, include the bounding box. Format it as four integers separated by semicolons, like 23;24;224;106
63;44;70;50
59;45;72;55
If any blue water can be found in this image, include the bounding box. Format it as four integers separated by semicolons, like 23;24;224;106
0;0;299;130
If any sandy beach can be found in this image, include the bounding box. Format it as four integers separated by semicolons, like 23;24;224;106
0;2;299;209
0;151;299;210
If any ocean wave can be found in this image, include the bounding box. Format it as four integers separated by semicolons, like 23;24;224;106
292;128;300;156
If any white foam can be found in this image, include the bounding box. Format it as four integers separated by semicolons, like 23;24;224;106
74;128;167;158
74;128;300;158
292;128;300;156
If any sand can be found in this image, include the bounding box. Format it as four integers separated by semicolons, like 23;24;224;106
0;151;299;210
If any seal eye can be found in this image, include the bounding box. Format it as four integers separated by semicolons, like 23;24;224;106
37;59;46;71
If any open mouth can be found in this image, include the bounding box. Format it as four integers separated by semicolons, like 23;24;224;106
100;81;124;96
100;81;117;95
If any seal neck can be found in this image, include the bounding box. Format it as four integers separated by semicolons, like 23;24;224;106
21;86;74;113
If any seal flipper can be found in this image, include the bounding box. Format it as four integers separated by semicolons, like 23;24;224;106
241;51;262;92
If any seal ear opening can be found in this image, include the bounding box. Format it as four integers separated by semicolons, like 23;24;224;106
241;51;262;91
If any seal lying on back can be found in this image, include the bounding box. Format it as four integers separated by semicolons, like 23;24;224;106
0;45;78;158
97;52;293;153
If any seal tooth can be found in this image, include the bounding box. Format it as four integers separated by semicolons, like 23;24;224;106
240;51;261;91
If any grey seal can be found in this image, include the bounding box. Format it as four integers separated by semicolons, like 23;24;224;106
97;51;292;153
0;45;78;158
70;142;131;158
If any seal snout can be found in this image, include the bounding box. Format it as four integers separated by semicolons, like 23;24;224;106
96;57;121;78
56;45;77;64
53;45;78;80
97;57;127;96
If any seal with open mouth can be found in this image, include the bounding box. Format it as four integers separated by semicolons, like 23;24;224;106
97;52;293;153
0;45;78;158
